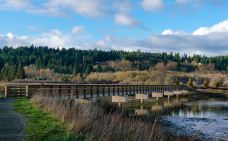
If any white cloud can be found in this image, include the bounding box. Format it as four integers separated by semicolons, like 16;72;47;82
113;0;131;13
72;26;84;34
113;1;142;28
141;0;164;11
114;13;138;26
1;20;228;56
6;33;14;39
95;36;114;50
161;29;187;35
193;20;228;35
45;0;105;17
0;30;74;48
33;30;73;48
0;0;105;17
0;30;228;56
0;0;32;10
0;33;30;47
174;0;227;11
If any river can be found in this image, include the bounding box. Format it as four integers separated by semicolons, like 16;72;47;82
99;93;228;141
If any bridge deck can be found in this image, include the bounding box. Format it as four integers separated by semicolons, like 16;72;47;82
2;83;191;98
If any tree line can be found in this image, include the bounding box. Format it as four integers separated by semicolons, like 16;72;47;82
0;46;227;80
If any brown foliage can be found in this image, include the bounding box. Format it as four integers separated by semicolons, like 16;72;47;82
31;95;164;141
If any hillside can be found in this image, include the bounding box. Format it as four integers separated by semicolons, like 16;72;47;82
0;46;227;86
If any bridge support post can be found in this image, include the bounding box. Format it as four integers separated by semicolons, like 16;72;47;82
102;86;105;96
112;86;115;96
4;85;8;98
70;86;75;99
26;85;29;97
96;86;99;98
135;94;149;104
90;86;93;98
129;86;132;95
112;95;128;107
152;92;163;101
83;86;86;99
108;86;111;96
75;86;79;99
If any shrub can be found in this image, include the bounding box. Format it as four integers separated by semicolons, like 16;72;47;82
209;76;224;88
187;78;193;87
202;80;209;88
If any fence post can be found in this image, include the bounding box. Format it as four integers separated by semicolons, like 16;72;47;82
4;85;8;98
26;85;29;97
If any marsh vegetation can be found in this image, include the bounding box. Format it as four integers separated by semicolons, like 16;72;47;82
28;94;196;141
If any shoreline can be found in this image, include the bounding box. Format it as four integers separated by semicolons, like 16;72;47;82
196;88;228;95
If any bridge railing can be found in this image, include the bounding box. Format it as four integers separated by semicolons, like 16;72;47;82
3;83;191;98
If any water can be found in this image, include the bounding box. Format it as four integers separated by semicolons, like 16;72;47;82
164;99;228;141
99;94;228;141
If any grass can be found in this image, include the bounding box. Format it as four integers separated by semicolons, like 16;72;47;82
13;98;84;141
31;95;162;141
30;94;195;141
0;91;5;98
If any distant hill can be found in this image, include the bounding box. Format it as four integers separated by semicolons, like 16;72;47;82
0;46;227;81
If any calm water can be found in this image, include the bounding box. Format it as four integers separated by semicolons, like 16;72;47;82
100;94;228;141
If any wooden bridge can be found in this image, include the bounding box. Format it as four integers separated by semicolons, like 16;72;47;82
2;83;191;98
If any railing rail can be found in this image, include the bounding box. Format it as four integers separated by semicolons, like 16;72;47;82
3;83;191;98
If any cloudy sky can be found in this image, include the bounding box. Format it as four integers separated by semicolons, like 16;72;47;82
0;0;228;56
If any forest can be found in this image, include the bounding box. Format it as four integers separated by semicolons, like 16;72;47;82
0;46;227;81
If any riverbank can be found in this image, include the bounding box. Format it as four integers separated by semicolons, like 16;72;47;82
162;99;228;141
13;98;82;141
103;93;228;141
196;88;228;95
30;94;196;141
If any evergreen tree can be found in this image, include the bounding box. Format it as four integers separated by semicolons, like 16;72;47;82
187;78;193;87
15;64;26;79
203;80;209;88
175;77;180;85
0;46;226;81
96;65;103;72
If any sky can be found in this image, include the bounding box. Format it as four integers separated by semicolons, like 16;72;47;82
0;0;228;56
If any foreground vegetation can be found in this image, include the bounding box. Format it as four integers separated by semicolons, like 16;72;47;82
13;98;83;141
30;94;195;141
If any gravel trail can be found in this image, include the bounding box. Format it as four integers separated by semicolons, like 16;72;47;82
0;99;25;141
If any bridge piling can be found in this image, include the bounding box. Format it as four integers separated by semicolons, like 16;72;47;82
4;85;8;98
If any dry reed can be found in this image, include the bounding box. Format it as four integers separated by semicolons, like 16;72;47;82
31;94;195;141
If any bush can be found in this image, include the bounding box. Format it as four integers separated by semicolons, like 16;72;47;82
202;80;209;88
209;76;224;88
187;78;193;87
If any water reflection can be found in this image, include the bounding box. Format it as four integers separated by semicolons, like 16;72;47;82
135;106;148;115
172;101;228;119
101;94;228;140
99;94;228;119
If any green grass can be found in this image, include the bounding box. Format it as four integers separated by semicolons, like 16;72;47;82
13;98;84;141
0;93;5;99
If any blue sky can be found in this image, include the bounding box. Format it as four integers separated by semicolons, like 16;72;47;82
0;0;228;56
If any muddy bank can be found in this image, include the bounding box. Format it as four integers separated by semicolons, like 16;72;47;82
161;100;228;141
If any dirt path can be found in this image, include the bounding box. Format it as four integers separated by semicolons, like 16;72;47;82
0;99;25;141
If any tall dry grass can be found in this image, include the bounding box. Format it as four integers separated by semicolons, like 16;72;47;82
32;94;162;141
85;70;228;87
85;70;172;85
31;94;195;141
